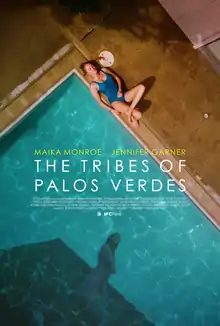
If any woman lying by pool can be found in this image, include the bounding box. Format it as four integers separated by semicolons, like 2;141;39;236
80;60;145;128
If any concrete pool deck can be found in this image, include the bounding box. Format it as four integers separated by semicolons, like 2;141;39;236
0;1;220;226
0;5;68;101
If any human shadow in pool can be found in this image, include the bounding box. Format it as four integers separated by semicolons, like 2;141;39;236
77;233;121;325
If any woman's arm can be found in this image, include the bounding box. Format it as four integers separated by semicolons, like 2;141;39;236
90;83;114;112
102;68;123;93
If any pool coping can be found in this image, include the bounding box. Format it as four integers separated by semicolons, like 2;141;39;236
1;66;220;230
0;43;73;112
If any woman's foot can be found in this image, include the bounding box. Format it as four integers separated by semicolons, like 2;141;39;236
130;117;139;128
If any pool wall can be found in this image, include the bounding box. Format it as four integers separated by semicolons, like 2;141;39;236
0;48;220;229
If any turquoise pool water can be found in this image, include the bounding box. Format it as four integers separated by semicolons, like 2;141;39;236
0;75;220;326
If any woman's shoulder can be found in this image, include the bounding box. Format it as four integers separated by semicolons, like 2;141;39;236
90;82;99;91
101;67;109;73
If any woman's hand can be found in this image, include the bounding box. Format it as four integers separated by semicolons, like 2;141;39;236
127;108;133;122
117;90;123;98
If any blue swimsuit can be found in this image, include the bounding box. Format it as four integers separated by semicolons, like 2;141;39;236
93;70;125;104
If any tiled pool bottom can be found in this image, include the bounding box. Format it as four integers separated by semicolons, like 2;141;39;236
0;74;220;326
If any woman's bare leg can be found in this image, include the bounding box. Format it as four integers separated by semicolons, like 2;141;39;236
124;84;145;110
112;101;127;113
112;102;141;118
112;102;141;128
132;109;142;120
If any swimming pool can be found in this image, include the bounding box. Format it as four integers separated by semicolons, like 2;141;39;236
0;73;220;326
